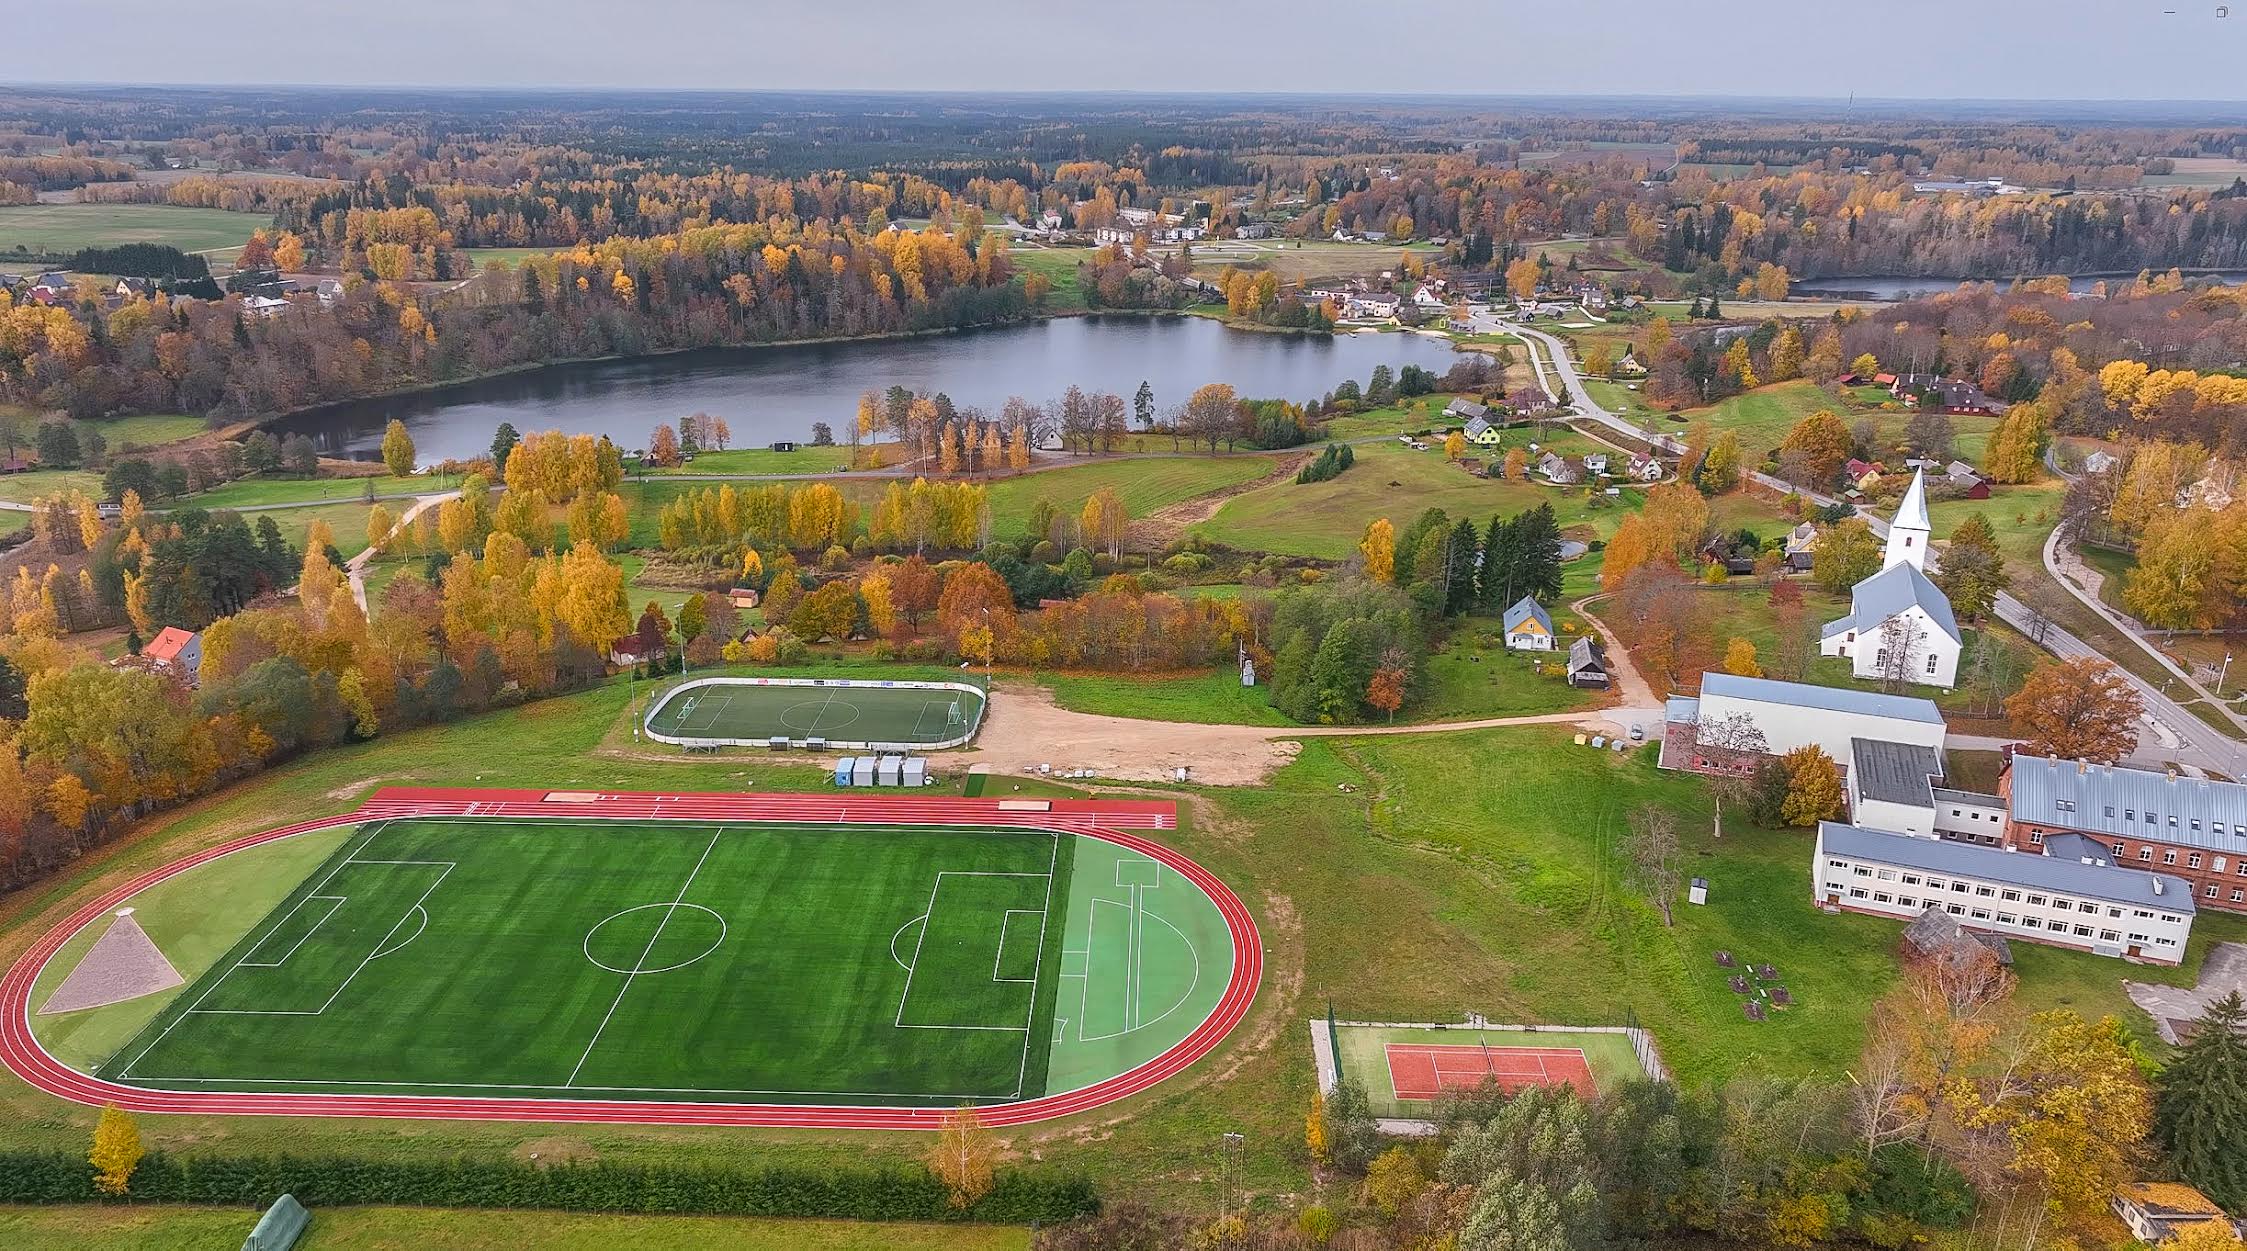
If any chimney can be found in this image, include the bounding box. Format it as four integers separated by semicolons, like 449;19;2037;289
2153;878;2166;896
2166;767;2179;782
2078;759;2088;775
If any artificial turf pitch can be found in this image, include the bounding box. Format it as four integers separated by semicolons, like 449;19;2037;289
645;681;988;746
102;818;1081;1104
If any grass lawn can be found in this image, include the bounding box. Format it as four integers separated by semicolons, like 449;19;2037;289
984;456;1276;539
1013;248;1091;311
1416;612;1605;720
80;414;208;452
643;446;856;475
459;246;561;269
239;502;379;559
1040;669;1293;726
0;1206;1030;1251
1182;237;1440;284
0;467;103;505
1675;380;1859;463
1195;440;1638;559
186;473;444;510
0;204;267;258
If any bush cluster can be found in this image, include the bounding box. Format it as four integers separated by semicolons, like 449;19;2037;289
0;1151;1096;1224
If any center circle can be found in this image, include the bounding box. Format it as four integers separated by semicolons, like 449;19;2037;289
778;700;861;732
583;902;727;975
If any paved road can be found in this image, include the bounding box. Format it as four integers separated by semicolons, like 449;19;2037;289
1500;313;2247;777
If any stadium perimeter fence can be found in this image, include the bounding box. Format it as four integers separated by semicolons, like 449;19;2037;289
642;675;989;753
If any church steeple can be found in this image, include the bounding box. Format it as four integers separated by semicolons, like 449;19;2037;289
1884;468;1931;571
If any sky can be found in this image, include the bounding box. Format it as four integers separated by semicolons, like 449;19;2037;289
10;0;2247;101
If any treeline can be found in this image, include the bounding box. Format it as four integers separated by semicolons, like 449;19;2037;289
0;217;1029;421
0;1149;1094;1225
65;244;210;281
0;475;638;891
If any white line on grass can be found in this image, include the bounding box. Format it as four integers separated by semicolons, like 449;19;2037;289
187;862;454;1016
238;895;345;968
113;821;389;1077
564;826;727;1087
1012;830;1062;1098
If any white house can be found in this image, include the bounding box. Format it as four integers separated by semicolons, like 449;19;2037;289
1814;821;2194;965
1503;595;1556;651
1818;470;1963;688
1625;453;1665;482
1661;672;1946;777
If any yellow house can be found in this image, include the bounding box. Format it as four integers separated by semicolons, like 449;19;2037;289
1504;595;1555;651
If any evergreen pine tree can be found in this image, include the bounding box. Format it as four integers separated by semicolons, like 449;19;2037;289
1514;502;1565;604
1445;518;1480;614
1481;512;1517;609
2155;991;2247;1210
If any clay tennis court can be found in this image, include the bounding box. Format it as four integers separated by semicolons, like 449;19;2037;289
1385;1042;1598;1100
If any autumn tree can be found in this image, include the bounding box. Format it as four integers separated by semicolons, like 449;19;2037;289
1777;410;1854;487
647;423;682;468
1443;430;1466;460
1723;637;1762;677
1624;804;1684;925
1358;518;1395;584
89;1103;143;1195
1778;744;1843;827
1982;405;2046;484
2006;657;2144;763
1366;648;1409;722
929;1104;998;1208
1812;518;1882;594
1080;486;1127;561
1696;712;1768;838
379;419;416;478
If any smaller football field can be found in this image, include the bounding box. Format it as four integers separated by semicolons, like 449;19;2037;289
645;679;987;747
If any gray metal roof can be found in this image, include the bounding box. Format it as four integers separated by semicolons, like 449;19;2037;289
1664;695;1700;725
1699;672;1945;725
2008;755;2247;852
1852;738;1945;807
1932;787;2004;810
1503;595;1552;635
1463;415;1495;438
1568;635;1604;672
1819;821;2196;913
1826;560;1961;644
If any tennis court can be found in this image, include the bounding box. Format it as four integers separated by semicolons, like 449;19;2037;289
1331;1022;1654;1119
644;677;988;749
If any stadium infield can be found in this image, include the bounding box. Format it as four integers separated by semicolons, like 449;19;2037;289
644;677;987;749
2;789;1258;1129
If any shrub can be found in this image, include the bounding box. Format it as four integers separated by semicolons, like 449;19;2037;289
1030;540;1059;563
0;1150;1096;1224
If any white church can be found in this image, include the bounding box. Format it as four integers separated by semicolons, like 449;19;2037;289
1817;469;1962;688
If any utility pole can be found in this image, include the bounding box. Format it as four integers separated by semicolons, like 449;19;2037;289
1217;1131;1245;1246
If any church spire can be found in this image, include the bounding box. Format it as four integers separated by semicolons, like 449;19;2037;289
1884;468;1931;570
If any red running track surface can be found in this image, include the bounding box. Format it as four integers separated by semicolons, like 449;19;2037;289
0;787;1255;1130
1385;1043;1596;1101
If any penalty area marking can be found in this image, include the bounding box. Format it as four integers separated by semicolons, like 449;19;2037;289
583;902;728;976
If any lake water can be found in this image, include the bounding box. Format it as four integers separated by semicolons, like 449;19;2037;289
1790;270;2247;301
277;315;1467;464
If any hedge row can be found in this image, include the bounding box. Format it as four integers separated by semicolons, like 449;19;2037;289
0;1151;1096;1224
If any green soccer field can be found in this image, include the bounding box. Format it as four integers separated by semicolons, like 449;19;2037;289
644;679;988;748
86;816;1227;1105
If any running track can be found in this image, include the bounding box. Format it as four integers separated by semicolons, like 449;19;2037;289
0;787;1259;1130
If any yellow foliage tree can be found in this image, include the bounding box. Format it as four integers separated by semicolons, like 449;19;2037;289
1359;518;1395;584
1723;637;1762;677
89;1103;143;1195
929;1104;998;1208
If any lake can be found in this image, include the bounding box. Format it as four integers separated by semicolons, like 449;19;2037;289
276;315;1467;464
1790;270;2247;301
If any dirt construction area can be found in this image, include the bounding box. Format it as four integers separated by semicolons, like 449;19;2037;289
955;681;1651;787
